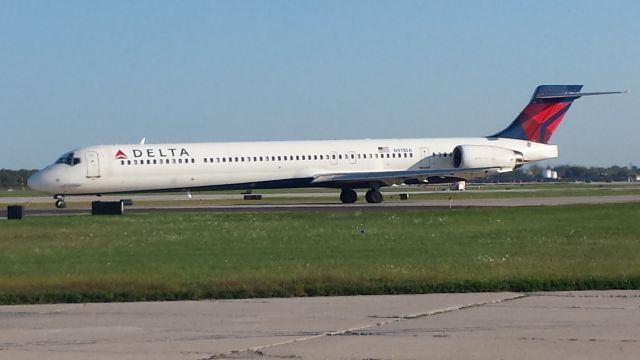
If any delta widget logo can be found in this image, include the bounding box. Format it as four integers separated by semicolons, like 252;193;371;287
115;150;128;160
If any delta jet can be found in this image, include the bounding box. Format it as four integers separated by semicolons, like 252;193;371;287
28;85;625;208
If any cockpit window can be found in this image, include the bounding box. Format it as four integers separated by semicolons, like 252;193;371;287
55;152;81;166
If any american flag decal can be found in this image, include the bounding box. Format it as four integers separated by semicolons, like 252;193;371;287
377;146;389;153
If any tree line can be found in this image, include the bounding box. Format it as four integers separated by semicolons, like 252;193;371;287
487;164;639;183
1;165;638;189
0;169;38;189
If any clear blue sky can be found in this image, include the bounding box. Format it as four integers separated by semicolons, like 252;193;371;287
1;0;638;169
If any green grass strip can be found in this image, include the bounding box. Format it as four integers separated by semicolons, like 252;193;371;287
1;203;639;304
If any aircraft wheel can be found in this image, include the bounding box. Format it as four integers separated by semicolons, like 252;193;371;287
340;188;357;204
365;189;383;204
55;199;66;209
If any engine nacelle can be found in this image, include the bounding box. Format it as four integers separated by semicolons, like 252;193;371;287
453;145;524;170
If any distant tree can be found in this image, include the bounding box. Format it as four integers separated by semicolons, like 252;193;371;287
0;169;38;189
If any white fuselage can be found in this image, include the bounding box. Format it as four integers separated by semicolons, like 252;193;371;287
28;137;557;196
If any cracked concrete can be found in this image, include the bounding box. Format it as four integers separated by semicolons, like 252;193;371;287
1;291;639;359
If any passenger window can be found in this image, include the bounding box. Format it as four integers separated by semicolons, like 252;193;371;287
320;155;324;160
127;160;131;165
339;155;342;159
178;159;182;164
332;155;336;160
314;155;318;160
121;160;125;165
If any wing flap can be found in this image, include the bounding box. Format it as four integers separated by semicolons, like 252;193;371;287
311;167;498;186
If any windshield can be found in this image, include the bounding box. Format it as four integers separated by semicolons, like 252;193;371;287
55;152;81;166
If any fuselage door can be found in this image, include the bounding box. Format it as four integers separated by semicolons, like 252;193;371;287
419;147;430;169
86;151;101;178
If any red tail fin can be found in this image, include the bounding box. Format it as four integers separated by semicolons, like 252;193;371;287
491;85;582;144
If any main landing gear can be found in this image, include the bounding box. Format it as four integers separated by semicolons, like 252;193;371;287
54;194;66;209
340;188;358;203
365;189;383;204
339;188;384;204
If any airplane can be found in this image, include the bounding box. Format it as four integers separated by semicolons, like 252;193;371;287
28;85;625;208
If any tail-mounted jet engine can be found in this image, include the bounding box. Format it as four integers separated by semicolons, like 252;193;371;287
453;145;524;170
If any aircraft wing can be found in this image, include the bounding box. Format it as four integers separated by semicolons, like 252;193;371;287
310;167;498;186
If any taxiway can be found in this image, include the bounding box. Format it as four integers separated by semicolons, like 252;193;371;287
1;291;639;359
1;194;639;217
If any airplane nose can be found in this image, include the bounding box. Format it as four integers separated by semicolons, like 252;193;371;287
27;171;47;192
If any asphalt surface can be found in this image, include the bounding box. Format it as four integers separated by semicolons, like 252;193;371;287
1;291;639;359
1;194;639;217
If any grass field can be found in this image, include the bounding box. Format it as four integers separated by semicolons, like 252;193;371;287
1;203;640;304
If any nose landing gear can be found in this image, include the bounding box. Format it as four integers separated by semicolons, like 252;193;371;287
54;195;66;209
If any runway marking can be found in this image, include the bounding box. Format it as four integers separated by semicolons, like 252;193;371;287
207;293;527;360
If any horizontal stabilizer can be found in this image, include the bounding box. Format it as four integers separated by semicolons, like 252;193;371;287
536;90;628;99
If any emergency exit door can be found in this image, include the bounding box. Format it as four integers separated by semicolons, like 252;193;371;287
419;147;431;169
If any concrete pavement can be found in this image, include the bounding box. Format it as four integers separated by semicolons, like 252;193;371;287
2;291;640;359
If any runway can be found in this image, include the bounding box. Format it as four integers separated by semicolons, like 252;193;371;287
1;291;639;359
1;194;640;217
